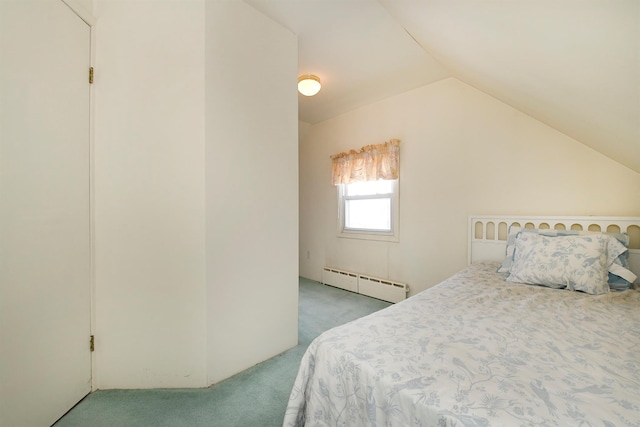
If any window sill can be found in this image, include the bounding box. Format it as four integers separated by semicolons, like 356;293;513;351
337;230;399;243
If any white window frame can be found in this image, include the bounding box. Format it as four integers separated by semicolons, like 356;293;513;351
337;179;399;242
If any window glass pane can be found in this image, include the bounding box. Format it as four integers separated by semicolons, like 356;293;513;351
345;198;391;231
345;179;394;196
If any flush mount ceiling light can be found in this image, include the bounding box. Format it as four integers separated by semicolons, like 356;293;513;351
297;74;321;96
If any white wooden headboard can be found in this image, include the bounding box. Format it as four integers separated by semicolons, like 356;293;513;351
469;216;640;284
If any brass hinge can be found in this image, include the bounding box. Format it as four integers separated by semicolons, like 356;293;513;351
89;67;94;84
90;335;95;352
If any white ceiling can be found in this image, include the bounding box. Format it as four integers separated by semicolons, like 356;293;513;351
244;0;640;174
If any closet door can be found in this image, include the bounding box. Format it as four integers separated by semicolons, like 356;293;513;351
0;1;92;426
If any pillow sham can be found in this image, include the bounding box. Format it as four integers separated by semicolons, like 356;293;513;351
506;233;614;295
498;226;634;290
496;226;523;273
609;263;638;290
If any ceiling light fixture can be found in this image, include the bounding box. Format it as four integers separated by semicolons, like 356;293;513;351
297;74;321;96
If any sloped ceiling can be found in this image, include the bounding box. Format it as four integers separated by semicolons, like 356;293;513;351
244;0;640;173
244;0;451;124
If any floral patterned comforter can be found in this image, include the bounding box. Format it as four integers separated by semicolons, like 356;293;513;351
283;262;640;427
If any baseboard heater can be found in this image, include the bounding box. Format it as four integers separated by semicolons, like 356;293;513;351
321;267;409;303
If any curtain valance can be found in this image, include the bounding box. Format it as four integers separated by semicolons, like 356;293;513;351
330;139;400;186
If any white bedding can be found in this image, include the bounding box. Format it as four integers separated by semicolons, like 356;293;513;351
283;262;640;426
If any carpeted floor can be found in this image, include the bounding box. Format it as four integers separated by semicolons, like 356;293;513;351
53;278;391;427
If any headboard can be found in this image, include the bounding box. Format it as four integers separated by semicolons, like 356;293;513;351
469;216;640;285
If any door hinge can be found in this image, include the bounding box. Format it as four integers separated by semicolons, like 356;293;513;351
89;67;94;84
90;335;95;352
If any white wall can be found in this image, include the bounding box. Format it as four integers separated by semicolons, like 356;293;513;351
93;0;208;388
93;0;298;390
62;0;94;22
3;0;297;394
299;77;640;295
205;0;298;385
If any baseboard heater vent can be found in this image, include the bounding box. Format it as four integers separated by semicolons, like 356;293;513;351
358;275;408;303
321;268;358;293
321;267;409;303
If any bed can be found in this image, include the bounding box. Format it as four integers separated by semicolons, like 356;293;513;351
283;216;640;426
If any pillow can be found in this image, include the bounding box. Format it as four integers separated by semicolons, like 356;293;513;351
498;226;635;290
609;263;638;290
506;233;614;294
497;225;523;273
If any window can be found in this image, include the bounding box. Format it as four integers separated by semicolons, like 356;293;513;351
338;179;399;241
330;139;400;241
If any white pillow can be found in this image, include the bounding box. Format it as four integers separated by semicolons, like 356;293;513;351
506;233;614;295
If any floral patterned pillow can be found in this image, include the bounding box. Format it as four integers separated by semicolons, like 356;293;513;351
498;227;634;290
505;233;624;295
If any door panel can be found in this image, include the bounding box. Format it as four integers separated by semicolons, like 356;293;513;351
0;1;92;426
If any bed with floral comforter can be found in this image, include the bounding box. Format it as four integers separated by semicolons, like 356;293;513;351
283;262;640;426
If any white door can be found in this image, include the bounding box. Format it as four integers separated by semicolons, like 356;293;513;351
0;1;92;426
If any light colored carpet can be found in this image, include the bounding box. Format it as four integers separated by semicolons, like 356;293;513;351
53;278;391;427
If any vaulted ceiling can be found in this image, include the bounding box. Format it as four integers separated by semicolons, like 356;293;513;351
244;0;639;173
